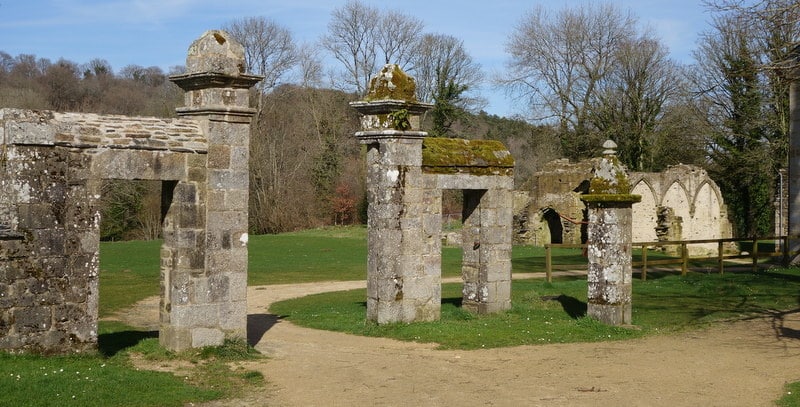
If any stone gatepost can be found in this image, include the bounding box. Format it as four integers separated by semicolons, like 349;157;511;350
160;31;262;350
350;64;436;324
460;188;513;313
580;140;641;326
789;45;800;259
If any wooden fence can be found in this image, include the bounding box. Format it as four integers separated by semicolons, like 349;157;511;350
543;235;800;283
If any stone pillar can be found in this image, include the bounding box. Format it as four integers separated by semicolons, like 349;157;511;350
461;188;513;313
160;30;262;350
581;141;640;326
351;64;435;324
789;63;800;256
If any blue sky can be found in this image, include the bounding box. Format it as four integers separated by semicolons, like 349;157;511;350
1;0;711;117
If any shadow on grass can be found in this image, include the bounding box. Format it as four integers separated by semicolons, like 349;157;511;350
540;295;587;319
98;330;158;357
442;297;463;307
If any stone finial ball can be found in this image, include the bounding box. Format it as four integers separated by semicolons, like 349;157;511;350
365;64;417;102
185;30;246;76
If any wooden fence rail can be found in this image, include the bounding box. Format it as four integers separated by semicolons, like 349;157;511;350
543;235;800;283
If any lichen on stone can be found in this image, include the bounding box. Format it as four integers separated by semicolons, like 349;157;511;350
365;64;417;102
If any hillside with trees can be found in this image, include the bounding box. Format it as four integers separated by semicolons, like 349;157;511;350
1;0;797;239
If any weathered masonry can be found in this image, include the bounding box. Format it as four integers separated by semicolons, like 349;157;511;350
0;30;262;353
581;141;640;326
519;160;733;255
352;65;514;324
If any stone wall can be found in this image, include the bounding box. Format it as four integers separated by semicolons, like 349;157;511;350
0;30;261;354
520;160;733;255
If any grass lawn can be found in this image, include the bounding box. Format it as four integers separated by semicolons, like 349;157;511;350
269;269;800;349
3;225;797;406
0;320;262;407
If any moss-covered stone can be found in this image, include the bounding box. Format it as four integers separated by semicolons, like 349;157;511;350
365;64;417;102
581;193;642;205
421;137;514;175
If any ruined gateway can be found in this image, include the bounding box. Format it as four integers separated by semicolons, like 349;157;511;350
0;30;262;353
516;159;734;255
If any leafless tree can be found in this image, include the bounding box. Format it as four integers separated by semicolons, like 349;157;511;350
501;2;702;162
223;17;298;92
321;0;379;95
322;1;425;95
411;33;485;135
376;10;424;69
504;3;636;132
412;34;482;103
295;43;324;88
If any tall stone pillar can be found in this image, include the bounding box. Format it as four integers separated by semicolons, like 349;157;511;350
581;141;640;326
789;49;800;256
461;188;513;313
351;64;435;324
160;30;262;350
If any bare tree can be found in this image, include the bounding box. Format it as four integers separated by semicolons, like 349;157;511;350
502;2;638;158
321;0;379;95
295;43;324;88
223;17;298;91
376;10;424;69
322;1;424;95
693;12;772;236
591;35;684;170
411;33;485;136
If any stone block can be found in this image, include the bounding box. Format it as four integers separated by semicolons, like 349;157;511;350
172;303;219;328
15;306;51;333
229;146;249;171
219;300;246;331
588;303;632;326
207;144;231;169
191;327;225;348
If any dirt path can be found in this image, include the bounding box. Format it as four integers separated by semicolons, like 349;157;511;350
112;275;800;407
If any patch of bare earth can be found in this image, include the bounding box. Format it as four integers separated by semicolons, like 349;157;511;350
109;278;800;407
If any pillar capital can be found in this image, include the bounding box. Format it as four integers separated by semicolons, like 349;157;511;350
350;64;433;139
169;30;263;120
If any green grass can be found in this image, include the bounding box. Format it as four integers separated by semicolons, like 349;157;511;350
98;239;162;317
270;269;800;350
778;381;800;407
98;226;585;315
0;317;263;406
52;226;800;406
0;352;220;407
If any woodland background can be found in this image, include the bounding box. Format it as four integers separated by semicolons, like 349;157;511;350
0;0;797;241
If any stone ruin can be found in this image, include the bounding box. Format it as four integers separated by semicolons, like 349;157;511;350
0;30;262;353
351;64;515;323
517;160;734;255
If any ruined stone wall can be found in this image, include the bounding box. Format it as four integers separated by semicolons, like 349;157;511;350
523;159;595;245
0;143;98;353
520;160;733;255
0;30;260;354
0;108;205;354
630;165;732;255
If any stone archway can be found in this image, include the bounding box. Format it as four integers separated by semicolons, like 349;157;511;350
351;65;515;324
0;30;263;353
